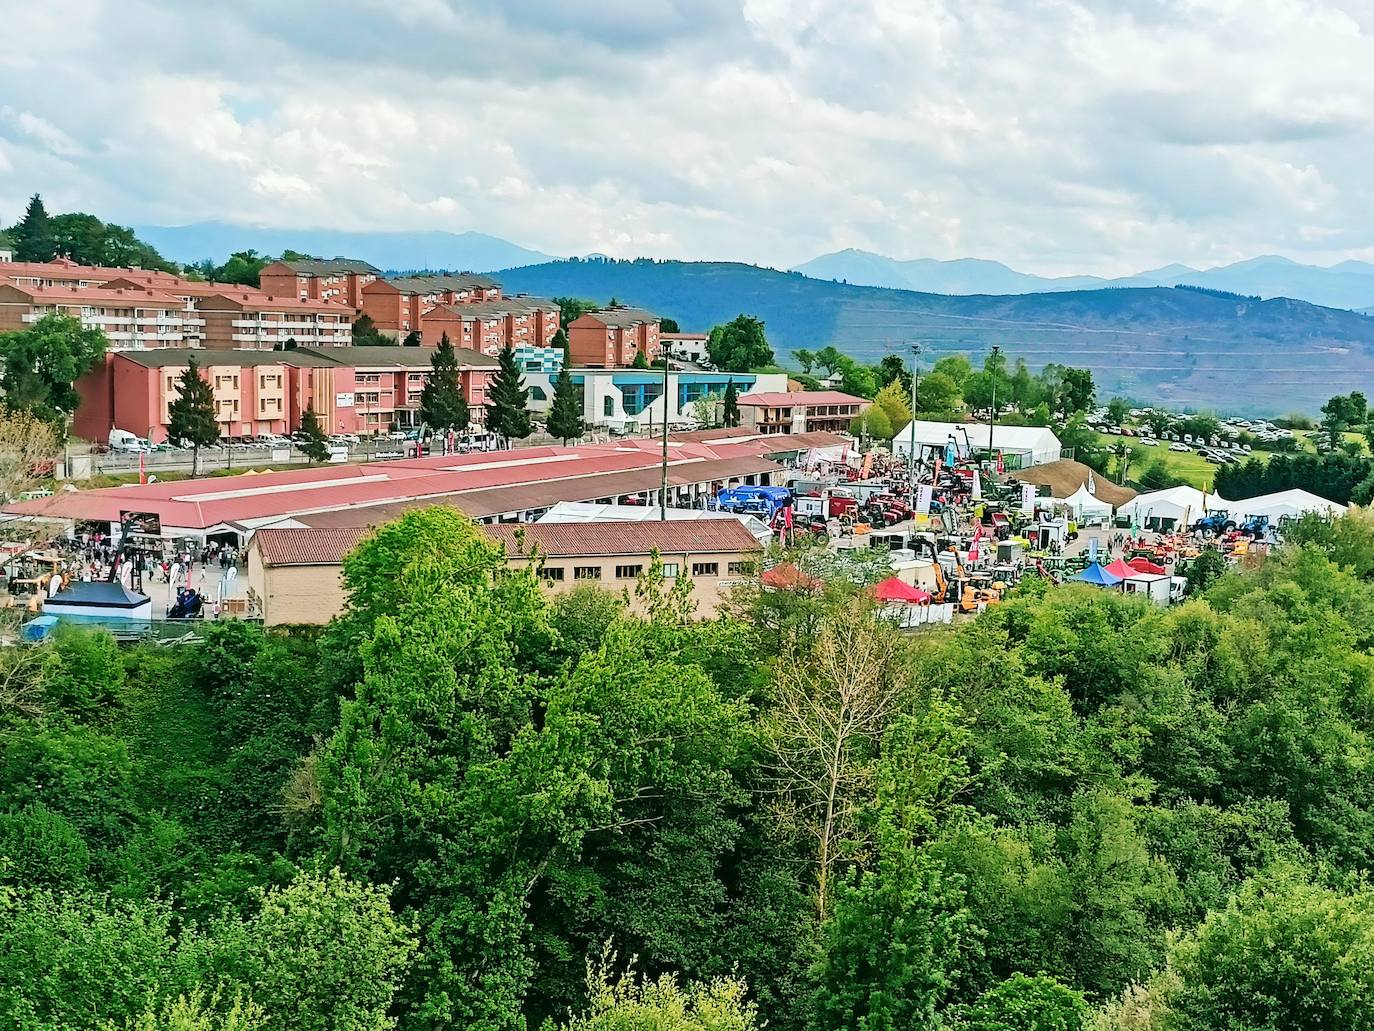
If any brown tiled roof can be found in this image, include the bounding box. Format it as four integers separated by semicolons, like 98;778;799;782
1004;459;1137;508
251;527;370;566
485;520;761;558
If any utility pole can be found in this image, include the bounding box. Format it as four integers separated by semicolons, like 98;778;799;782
987;344;1001;467
659;341;672;520
906;342;921;515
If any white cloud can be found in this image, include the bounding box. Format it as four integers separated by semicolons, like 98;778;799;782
1;0;1373;275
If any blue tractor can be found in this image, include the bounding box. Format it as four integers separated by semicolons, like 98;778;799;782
714;485;794;522
1191;510;1236;535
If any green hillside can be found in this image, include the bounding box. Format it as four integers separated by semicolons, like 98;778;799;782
498;258;1374;414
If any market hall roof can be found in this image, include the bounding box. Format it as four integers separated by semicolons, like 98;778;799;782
5;436;802;531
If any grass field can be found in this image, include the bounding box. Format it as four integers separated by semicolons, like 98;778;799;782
1091;433;1269;490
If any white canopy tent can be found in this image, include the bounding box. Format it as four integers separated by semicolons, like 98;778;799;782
1063;484;1114;525
1117;486;1228;531
892;420;1062;469
1231;489;1346;522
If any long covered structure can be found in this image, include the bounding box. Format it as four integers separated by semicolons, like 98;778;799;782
3;433;844;545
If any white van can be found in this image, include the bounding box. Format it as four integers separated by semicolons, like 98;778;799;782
109;429;151;453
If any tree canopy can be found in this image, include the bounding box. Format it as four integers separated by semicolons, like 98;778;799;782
707;315;775;372
9;501;1374;1030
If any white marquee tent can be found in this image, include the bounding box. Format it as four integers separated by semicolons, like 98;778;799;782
1117;486;1229;530
1231;489;1346;522
893;421;1062;469
1063;484;1114;524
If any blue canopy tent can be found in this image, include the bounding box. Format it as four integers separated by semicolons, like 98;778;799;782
1072;562;1123;587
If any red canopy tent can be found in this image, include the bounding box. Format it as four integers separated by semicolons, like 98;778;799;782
1104;559;1135;579
1127;556;1166;575
761;563;822;593
871;576;932;604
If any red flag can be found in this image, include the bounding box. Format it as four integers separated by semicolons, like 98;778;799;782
997;450;1004;473
968;523;983;562
932;455;942;484
138;451;147;485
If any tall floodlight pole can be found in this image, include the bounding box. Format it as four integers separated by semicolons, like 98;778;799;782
987;344;1002;465
907;342;921;515
660;341;672;520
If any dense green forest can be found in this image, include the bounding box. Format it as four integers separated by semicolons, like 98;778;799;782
6;508;1374;1029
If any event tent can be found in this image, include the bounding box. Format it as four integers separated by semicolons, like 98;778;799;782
893;420;1062;469
1063;484;1114;524
1116;486;1228;531
1231;489;1347;522
1104;559;1135;579
871;577;932;604
1073;562;1123;586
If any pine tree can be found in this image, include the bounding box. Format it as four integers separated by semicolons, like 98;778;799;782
298;402;330;463
486;345;532;442
418;332;469;433
723;379;741;428
552;327;570;364
546;368;584;444
401;330;422;347
631;350;649;369
166;357;219;476
14;194;57;263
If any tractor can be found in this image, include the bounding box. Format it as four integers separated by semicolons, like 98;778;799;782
1191;510;1236;536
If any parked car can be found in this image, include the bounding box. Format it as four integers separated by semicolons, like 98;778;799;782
1169;442;1191;452
1139;438;1158;447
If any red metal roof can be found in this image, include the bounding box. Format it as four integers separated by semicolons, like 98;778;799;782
4;440;786;531
737;390;867;407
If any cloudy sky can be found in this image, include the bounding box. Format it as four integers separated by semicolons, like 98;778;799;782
2;0;1373;274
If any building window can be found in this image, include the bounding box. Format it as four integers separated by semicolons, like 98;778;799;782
529;385;547;401
727;561;756;576
574;566;602;580
615;564;643;579
538;566;565;581
661;562;679;577
692;562;719;577
603;396;614;418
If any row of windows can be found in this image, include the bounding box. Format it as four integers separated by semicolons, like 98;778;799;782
536;560;754;582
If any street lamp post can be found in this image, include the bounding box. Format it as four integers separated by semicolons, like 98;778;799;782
906;342;921;515
659;342;673;520
987;344;1002;466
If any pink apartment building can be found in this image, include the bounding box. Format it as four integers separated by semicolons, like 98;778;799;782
73;346;497;443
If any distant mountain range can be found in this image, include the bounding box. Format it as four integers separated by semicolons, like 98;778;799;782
136;222;556;272
497;258;1374;415
793;250;1374;311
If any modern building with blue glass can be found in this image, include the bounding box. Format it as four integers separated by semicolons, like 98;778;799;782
523;368;789;429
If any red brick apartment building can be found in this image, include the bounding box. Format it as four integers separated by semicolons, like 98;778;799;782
0;259;359;350
0;281;193;347
419;295;561;355
258;258;381;307
74;346;497;443
567;307;662;367
361;274;504;337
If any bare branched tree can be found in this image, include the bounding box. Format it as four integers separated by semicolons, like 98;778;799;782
767;600;905;920
0;409;58;504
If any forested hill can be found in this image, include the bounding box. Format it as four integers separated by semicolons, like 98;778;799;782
496;258;1374;414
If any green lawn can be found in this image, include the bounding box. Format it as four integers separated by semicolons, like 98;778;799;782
1091;433;1269;490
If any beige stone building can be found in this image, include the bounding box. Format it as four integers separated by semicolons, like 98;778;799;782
247;519;762;626
247;527;368;626
484;521;761;616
